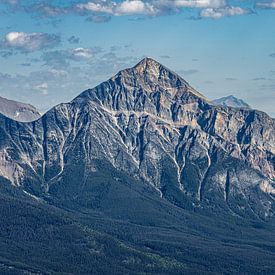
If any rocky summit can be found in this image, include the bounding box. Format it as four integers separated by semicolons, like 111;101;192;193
0;58;274;274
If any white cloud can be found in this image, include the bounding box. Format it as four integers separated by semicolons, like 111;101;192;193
200;6;249;18
0;32;60;53
76;0;227;16
72;48;93;59
77;0;156;16
256;1;275;9
173;0;226;8
2;0;250;20
116;0;156;15
75;0;249;19
119;0;147;13
77;2;114;14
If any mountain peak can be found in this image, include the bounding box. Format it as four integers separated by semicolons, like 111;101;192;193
213;95;251;109
134;57;162;72
133;57;180;79
108;57;192;95
131;57;207;100
77;58;207;110
0;95;41;122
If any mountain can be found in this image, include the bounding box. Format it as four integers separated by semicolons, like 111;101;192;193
213;95;251;109
1;57;273;217
0;95;41;122
0;58;274;273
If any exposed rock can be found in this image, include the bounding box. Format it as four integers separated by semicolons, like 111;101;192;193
0;58;274;219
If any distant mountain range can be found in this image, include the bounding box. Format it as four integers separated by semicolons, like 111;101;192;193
213;95;251;109
0;96;41;122
0;58;274;274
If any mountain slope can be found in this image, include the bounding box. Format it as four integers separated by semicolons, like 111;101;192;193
0;173;274;274
213;95;251;109
0;58;274;219
0;177;190;274
0;95;41;122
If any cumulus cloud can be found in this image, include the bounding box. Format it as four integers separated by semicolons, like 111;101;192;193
0;32;60;54
76;0;157;16
200;6;249;18
74;0;251;19
75;0;227;16
0;0;251;20
72;47;94;59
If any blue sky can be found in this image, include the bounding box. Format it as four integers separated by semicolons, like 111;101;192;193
0;0;274;117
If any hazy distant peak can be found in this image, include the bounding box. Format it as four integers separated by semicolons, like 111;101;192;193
0;95;41;122
212;95;251;109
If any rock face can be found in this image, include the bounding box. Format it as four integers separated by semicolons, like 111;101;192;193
0;96;41;122
0;58;274;219
213;95;251;109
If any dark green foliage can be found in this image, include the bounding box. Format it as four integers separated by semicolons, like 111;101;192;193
0;164;275;274
0;178;188;274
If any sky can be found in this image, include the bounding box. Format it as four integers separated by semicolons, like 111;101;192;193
0;0;274;117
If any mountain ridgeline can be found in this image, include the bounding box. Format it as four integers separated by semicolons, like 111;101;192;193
0;58;274;273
